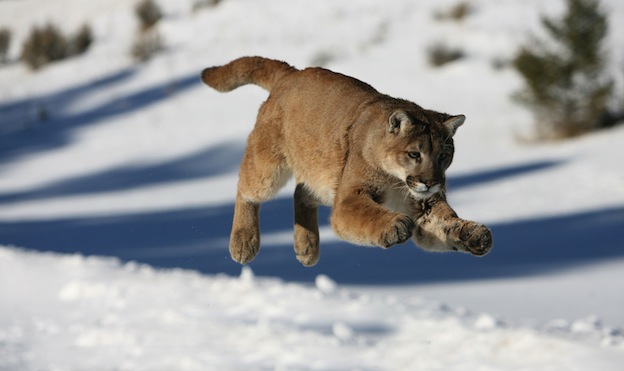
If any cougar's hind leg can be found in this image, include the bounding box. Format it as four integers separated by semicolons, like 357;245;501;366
229;122;291;265
230;192;260;265
293;183;320;267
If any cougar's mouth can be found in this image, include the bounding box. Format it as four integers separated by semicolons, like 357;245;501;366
408;184;441;199
405;176;441;199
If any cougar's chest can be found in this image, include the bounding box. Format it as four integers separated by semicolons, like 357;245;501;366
382;187;412;214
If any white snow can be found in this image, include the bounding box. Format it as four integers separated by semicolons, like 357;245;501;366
1;0;624;369
2;247;623;370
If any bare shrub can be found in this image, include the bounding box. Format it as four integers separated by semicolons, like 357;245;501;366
427;43;465;67
192;0;222;13
131;29;163;62
130;0;164;61
435;1;473;22
135;0;163;32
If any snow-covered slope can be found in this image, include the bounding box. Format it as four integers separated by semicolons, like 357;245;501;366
1;247;623;371
1;0;624;369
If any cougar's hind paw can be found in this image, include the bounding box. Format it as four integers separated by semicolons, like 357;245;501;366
229;228;260;264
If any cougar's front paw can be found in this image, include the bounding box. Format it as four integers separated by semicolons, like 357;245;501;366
378;215;415;248
229;228;260;264
459;222;492;256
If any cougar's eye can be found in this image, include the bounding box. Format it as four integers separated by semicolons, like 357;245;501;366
407;151;421;160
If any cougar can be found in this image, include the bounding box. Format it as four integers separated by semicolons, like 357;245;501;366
201;56;492;266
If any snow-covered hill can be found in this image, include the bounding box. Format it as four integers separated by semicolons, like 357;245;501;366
1;0;623;369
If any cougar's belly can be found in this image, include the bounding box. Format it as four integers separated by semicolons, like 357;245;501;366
285;148;340;206
305;179;336;206
278;127;342;206
291;165;338;206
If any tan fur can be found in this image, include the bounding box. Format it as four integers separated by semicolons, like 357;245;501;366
201;56;492;266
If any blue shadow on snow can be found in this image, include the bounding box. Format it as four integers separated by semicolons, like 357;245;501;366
2;153;621;285
0;68;201;164
3;69;618;284
0;140;245;204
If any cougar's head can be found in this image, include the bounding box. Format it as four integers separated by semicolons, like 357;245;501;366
379;109;465;199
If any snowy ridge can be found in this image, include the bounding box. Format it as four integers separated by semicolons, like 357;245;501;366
1;246;622;371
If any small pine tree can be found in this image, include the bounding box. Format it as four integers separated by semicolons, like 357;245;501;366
513;0;613;139
70;24;93;56
0;28;11;63
21;23;69;70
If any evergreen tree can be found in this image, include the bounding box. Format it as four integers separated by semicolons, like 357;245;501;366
21;24;69;70
513;0;612;139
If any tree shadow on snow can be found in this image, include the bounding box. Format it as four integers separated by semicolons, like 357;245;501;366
0;140;245;204
3;155;622;285
0;68;201;165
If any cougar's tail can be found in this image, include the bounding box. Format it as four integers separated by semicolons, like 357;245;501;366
201;56;296;92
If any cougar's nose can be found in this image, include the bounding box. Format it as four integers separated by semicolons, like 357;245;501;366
422;179;438;188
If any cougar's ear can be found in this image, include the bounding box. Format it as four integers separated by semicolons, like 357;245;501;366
443;115;465;137
388;110;412;135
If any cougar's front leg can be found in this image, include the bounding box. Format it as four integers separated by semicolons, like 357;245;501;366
332;186;415;248
293;183;320;267
412;194;492;256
